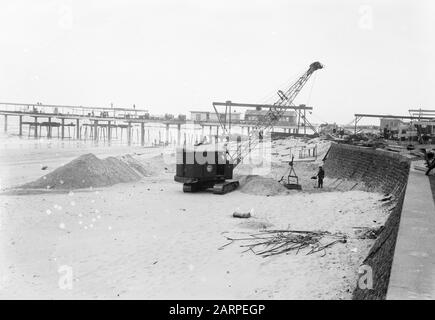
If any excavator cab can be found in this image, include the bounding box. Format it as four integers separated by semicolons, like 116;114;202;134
174;145;239;194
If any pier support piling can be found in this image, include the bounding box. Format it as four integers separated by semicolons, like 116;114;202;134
141;122;145;146
61;118;65;139
76;119;80;139
94;120;98;141
177;124;181;146
127;122;132;146
165;124;170;144
107;122;111;142
34;117;38;138
19;115;23;136
47;117;52;138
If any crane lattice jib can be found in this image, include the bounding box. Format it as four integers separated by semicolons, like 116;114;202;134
230;61;323;166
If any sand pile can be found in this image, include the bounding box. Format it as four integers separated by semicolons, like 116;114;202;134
21;153;150;190
238;175;289;196
136;153;175;174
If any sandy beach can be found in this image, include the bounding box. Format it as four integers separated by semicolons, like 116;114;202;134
0;138;390;299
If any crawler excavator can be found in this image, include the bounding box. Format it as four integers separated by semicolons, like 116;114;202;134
174;61;323;194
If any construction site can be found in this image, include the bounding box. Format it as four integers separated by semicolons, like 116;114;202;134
0;0;434;302
1;58;434;300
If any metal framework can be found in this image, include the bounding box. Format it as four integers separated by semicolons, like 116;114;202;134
212;101;313;134
408;109;435;119
353;113;435;134
216;61;323;167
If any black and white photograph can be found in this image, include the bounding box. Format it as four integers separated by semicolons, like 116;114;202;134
0;0;434;306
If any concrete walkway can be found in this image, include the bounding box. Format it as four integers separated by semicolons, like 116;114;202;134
387;165;435;299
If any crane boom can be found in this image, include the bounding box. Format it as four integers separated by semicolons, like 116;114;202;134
229;61;323;167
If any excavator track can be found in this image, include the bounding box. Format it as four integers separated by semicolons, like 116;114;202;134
212;180;239;195
183;183;198;193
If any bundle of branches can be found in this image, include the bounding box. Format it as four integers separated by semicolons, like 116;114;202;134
219;229;347;257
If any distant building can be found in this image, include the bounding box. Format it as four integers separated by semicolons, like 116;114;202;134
244;109;297;125
190;111;241;123
190;111;209;122
380;118;404;132
397;122;417;141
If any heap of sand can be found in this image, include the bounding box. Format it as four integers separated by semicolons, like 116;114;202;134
20;153;152;190
238;175;289;196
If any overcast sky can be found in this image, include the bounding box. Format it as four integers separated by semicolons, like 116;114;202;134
1;0;434;124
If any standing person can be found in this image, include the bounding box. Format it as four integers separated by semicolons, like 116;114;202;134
424;151;435;176
317;166;325;188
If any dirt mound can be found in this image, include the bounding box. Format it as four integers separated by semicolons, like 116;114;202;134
238;175;289;196
139;153;175;174
21;153;149;190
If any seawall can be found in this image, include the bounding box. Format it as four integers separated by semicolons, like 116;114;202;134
323;143;410;299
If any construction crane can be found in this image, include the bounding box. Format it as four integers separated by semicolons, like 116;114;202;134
226;62;322;167
174;61;323;194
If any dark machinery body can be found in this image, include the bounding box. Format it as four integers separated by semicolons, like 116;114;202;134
174;61;323;194
174;147;239;194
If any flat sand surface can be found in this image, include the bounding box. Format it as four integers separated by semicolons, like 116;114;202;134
0;141;389;299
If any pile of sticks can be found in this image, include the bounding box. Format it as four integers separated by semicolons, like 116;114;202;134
219;229;347;257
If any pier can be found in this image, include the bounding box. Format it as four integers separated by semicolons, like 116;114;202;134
0;102;315;146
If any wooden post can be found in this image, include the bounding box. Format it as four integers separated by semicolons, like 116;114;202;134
76;119;80;139
19;115;23;136
141;122;145;146
4;115;7;133
61;118;65;139
108;121;112;143
34;117;38;138
94;120;98;141
47;117;52;138
165;123;170;144
127;122;132;146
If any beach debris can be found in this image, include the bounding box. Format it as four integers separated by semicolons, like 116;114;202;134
219;229;347;257
41;166;48;170
380;195;393;202
233;208;253;219
233;211;251;219
353;226;384;239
